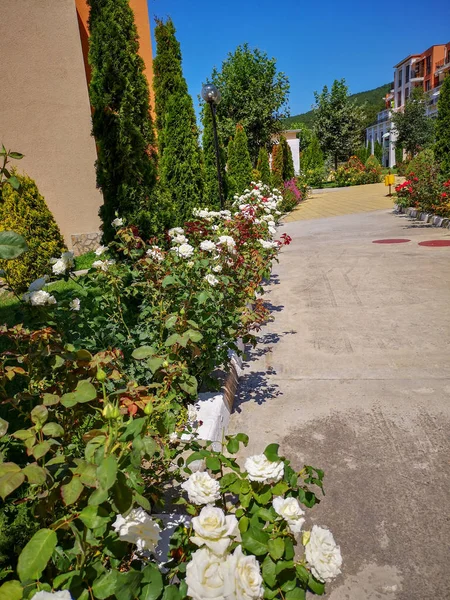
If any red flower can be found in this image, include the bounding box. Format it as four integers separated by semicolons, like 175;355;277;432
441;192;448;199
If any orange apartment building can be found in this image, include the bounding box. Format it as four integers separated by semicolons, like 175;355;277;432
0;0;154;254
367;42;450;168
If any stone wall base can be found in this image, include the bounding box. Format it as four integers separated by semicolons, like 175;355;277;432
395;205;450;229
71;232;102;256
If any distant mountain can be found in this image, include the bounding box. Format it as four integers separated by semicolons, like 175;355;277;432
283;83;392;130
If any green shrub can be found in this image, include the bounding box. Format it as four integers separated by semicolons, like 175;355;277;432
256;147;271;185
227;124;252;197
405;149;442;213
280;136;295;181
0;173;66;292
435;73;450;178
374;139;383;164
395;143;404;167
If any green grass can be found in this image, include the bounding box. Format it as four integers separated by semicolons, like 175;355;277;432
74;251;96;271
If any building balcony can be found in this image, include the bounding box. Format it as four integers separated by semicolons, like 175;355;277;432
410;72;424;82
435;56;450;74
377;109;392;123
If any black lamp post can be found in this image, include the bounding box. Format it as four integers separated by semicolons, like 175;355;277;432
201;83;225;209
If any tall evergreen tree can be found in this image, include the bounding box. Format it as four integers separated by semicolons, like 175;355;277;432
435;74;450;178
374;140;383;164
271;143;284;189
153;18;187;149
202;103;227;209
88;0;157;242
391;86;434;158
153;18;204;223
301;136;324;171
227;124;252;198
256;148;271;185
280;137;295;180
313;79;366;170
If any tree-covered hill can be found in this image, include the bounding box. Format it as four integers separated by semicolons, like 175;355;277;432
284;82;392;129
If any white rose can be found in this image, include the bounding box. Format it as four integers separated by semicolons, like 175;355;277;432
70;298;81;311
168;227;184;237
95;245;107;256
28;276;49;292
187;405;198;423
218;235;236;250
33;592;73;600
112;507;161;553
186;547;235;600
272;497;305;533
23;290;57;306
190;505;238;555
112;217;124;227
52;258;67;275
172;234;188;244
212;264;222;273
146;246;164;262
258;239;278;250
92;259;115;271
305;525;342;582
173;243;194;259
200;240;216;252
181;471;220;505
244;454;284;483
232;545;264;600
204;274;219;286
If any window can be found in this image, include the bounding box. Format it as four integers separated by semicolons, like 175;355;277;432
398;68;403;87
397;91;402;107
425;80;431;91
405;87;410;101
405;65;410;83
426;55;431;75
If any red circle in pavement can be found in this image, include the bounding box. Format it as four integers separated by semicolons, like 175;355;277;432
418;240;450;247
372;239;411;244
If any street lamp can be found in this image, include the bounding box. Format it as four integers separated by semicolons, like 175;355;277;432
201;83;225;209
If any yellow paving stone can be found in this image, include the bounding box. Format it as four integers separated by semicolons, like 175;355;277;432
285;182;395;222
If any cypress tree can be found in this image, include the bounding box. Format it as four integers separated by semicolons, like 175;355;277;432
154;18;204;222
301;136;324;171
280;137;295;180
435;74;450;178
256;148;271;185
88;0;157;243
271;143;284;189
227;124;252;197
153;18;187;149
374;139;383;164
202;103;227;209
159;93;204;225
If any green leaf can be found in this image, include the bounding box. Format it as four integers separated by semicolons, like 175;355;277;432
308;574;325;595
32;441;51;460
186;329;203;343
235;432;249;446
42;393;60;406
197;291;209;304
165;315;178;329
11;429;34;441
0;580;23;600
92;570;119;599
227;437;240;454
8;152;24;160
0;418;8;437
241;526;269;555
0;470;25;499
178;374;197;396
141;563;163;600
97;455;117;491
268;537;285;560
17;528;57;582
111;472;133;513
262;555;277;588
79;505;111;530
23;463;47;485
255;507;275;522
162;275;177;288
284;537;295;560
30;405;48;426
295;564;310;585
132;346;155;360
0;462;20;477
238;516;249;534
147;357;164;373
162;584;181;600
264;443;280;462
271;481;289;496
165;333;181;346
285;589;306;600
205;456;221;472
115;571;143;600
61;476;84;505
42;422;64;437
0;231;27;259
75;380;97;403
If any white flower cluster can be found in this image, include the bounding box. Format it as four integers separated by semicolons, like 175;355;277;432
192;208;231;221
112;217;124;227
304;525;342;582
112;507;161;553
146;245;164;262
172;243;194;259
23;289;56;306
185;505;264;600
92;259;116;272
34;591;73;600
51;251;74;276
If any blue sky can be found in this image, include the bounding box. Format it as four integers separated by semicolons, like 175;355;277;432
147;0;450;117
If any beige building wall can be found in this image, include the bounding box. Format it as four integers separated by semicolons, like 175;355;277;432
0;0;102;252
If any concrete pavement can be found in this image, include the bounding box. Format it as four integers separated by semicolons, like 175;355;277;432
230;208;450;599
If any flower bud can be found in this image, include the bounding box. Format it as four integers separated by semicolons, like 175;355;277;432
162;360;169;368
102;402;120;420
96;368;107;381
144;402;153;416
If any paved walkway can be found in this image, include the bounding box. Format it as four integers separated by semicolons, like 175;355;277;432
284;182;396;222
230;208;450;599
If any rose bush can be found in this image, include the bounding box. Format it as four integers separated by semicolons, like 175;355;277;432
0;181;341;598
333;155;381;187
